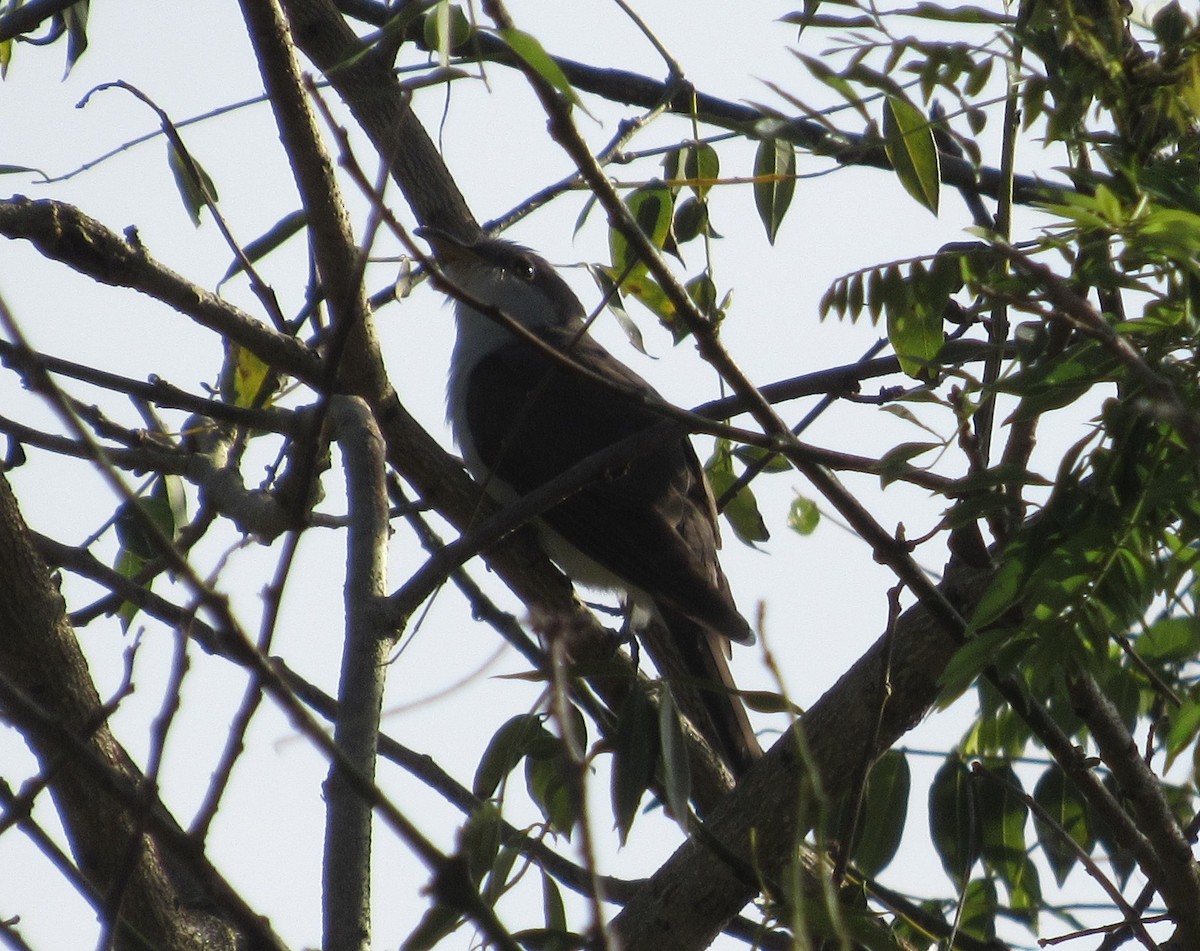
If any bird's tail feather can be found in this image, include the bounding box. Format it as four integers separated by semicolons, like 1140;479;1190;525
650;606;762;778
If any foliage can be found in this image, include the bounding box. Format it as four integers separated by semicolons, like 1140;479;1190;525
3;0;1200;948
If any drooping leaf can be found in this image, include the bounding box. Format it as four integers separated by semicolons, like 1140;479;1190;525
541;868;567;931
612;270;680;339
473;713;545;799
499;28;583;110
1165;696;1200;771
657;685;691;824
928;754;980;888
849;750;911;877
958;877;998;942
62;0;89;77
1091;773;1137;887
1032;764;1093;886
975;761;1032;905
167;140;218;227
681;142;720;198
609;183;674;279
706;440;769;544
458;800;503;885
478;844;519;913
611;684;659;842
424;3;471;62
672;196;709;244
525;743;576;836
887;256;958;377
790;51;872;124
753;137;796;244
883;96;940;215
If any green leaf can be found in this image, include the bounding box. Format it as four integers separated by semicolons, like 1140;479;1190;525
672;197;709;244
886;294;943;379
740;689;803;715
511;928;588;950
526;745;576;836
541;869;567;931
458;801;503;885
684;273;719;319
166;141;218;227
907;2;1016;23
850;750;911;876
928;754;980;888
657;685;691;824
969;549;1028;630
114;547;147;631
976;762;1030;895
682;142;720;198
937;627;1025;709
611;684;659;842
1165;697;1200;769
787;494;820;535
791;51;872;124
1137;616;1200;663
424;3;471;62
112;476;186;630
882;96;940;215
705;440;769;544
473;713;544;799
499;28;582;109
958;877;998;942
114;476;185;562
878;441;940;486
1091;774;1137;887
403;902;465;950
609;183;674;279
610;270;681;340
1032;765;1093;886
753;138;796;244
221;210;307;284
1004;855;1043;927
480;841;521;909
63;0;89;77
732;444;791;474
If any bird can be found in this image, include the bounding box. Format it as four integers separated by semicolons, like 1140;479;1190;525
420;226;761;776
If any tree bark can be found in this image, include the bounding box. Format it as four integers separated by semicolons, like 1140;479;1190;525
0;472;245;950
611;553;991;949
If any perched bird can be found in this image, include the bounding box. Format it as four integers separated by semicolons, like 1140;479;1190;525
421;226;761;775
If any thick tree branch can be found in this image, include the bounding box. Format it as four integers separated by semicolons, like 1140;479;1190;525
322;396;394;949
0;471;268;951
0;197;321;383
1068;673;1200;946
611;551;990;948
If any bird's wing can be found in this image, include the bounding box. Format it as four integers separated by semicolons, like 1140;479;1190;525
462;330;753;645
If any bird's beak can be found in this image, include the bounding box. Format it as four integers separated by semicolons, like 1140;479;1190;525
415;225;479;267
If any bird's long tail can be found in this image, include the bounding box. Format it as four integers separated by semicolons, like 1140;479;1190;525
651;606;762;778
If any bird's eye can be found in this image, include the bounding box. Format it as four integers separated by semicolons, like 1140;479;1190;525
513;259;537;282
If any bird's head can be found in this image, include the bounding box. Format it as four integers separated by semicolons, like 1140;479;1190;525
417;226;585;331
